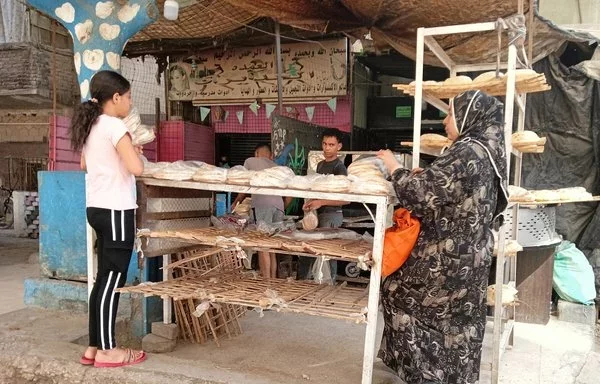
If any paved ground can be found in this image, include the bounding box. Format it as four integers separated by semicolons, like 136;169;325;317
0;229;39;315
0;230;599;384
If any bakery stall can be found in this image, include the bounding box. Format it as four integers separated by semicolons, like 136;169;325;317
109;159;395;384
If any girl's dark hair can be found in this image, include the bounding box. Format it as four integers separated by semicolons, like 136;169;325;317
70;70;130;151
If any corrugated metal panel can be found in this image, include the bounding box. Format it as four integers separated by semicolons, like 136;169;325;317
217;133;270;167
158;121;215;164
184;122;215;164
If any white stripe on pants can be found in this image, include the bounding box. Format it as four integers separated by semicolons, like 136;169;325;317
107;272;121;349
111;210;116;241
99;271;114;350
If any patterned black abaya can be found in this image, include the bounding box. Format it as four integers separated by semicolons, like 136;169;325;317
379;91;509;384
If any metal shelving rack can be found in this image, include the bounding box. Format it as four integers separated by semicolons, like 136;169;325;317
407;17;536;384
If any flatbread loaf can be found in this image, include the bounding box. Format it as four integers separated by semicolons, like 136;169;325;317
302;210;319;231
531;189;561;202
473;71;504;83
443;75;472;86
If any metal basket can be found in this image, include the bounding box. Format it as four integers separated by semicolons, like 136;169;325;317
503;205;557;247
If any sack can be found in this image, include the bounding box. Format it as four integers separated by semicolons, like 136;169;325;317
382;208;420;277
553;241;597;305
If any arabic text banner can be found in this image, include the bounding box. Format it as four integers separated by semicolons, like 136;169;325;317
168;39;348;105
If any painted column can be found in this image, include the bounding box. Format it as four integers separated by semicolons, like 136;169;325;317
27;0;159;101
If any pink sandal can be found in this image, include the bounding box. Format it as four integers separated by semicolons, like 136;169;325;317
80;355;95;366
93;349;146;368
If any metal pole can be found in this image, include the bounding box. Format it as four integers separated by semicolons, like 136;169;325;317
275;21;284;113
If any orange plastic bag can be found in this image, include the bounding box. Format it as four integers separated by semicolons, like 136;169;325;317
382;208;420;277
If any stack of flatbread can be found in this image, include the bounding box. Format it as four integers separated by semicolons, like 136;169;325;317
153;161;205;181
123;107;156;146
250;166;295;188
557;187;593;201
141;160;169;178
310;174;351;193
192;163;228;183
226;166;254;185
349;177;394;195
347;157;393;194
512;131;546;153
288;175;322;190
348;157;385;179
530;189;561;202
507;185;535;202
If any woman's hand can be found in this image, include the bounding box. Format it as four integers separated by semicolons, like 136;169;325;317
303;199;323;211
377;150;401;175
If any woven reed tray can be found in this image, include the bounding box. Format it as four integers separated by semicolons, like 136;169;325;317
143;227;373;264
119;270;370;324
393;73;550;99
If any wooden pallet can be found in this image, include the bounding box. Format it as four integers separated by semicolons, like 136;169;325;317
166;248;246;345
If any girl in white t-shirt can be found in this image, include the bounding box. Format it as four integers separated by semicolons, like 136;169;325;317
70;70;145;368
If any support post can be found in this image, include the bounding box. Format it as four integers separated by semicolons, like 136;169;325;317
492;43;518;384
27;0;159;100
163;254;172;324
361;199;387;384
411;28;425;169
275;21;284;113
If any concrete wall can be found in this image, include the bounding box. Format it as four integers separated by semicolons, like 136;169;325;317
539;0;600;25
0;43;80;108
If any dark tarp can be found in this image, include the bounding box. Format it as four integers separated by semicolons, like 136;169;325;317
522;44;600;247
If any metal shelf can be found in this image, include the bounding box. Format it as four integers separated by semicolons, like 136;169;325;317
407;13;543;383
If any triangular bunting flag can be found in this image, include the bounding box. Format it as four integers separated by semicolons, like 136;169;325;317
327;97;337;113
249;101;260;116
305;106;315;122
286;106;293;113
200;106;210;121
224;111;229;121
265;104;276;118
236;110;244;125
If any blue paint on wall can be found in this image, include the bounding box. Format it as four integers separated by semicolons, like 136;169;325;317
39;171;88;279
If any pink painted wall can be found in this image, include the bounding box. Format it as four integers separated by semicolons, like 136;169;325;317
211;96;351;134
50;116;157;171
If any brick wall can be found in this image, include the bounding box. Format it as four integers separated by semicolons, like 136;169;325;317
0;43;79;108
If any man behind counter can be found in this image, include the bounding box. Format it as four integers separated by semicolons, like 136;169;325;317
299;128;349;282
232;143;292;278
